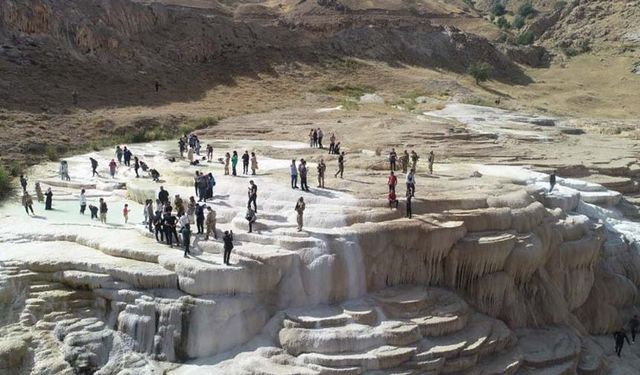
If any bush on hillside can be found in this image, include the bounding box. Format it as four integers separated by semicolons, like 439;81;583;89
0;166;12;200
512;15;525;29
516;31;535;45
518;3;535;18
496;16;510;30
491;3;506;16
468;62;493;85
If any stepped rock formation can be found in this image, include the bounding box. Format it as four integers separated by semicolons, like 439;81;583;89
2;102;640;374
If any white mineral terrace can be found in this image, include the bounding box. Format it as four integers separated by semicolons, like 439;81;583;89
2;135;640;374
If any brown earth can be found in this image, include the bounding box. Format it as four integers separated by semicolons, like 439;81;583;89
0;0;638;171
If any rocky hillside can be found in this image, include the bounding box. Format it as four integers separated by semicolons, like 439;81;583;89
535;0;640;57
0;0;526;112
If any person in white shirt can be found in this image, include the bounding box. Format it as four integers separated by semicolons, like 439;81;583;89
406;169;415;197
79;189;87;215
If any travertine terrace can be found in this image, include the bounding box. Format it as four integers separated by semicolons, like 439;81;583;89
3;103;640;374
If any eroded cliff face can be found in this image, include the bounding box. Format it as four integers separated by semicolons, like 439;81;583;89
0;0;528;111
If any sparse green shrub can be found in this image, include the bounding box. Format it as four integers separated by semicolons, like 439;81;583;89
468;62;493;85
512;15;525;29
45;145;59;161
496;16;510;30
491;3;506;16
517;3;535;18
323;84;376;98
7;161;22;177
516;31;535;45
0;166;11;200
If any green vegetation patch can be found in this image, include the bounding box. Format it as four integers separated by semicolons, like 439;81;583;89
516;31;535;45
0;165;12;201
321;84;376;98
468;62;493;84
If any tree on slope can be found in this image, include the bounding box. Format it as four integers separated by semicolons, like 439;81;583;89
468;63;493;85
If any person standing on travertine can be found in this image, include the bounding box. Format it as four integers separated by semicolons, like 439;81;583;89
410;150;419;171
248;180;258;213
614;330;631;357
242;151;250;175
406;169;415;197
205;206;217;240
223;230;234;265
317;128;324;149
400;150;409;174
295;197;305;232
290;159;298;189
388;171;397;193
317;159;326;188
389;148;397;171
335;152;345;179
99;198;108;224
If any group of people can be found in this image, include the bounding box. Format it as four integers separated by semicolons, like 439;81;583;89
385;148;433;218
388;148;427;174
222;151;258;176
308;128;342;155
19;175;49;215
149;186;221;257
288;154;343;191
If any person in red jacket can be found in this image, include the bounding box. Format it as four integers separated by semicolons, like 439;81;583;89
387;171;397;192
388;190;399;209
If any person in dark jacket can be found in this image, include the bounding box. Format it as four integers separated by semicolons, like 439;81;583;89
206;173;215;200
116;145;123;164
134;157;140;178
180;224;192;258
158;186;169;205
45;188;53;210
247;180;258;213
123;147;132;167
549;171;557;193
223;230;234;265
614;330;631;357
163;213;179;247
89;204;99;219
153;210;164;242
19;175;28;192
389;148;397;171
195;204;205;234
90;158;99;177
242;151;250;175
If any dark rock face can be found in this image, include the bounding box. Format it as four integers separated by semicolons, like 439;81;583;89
499;44;551;68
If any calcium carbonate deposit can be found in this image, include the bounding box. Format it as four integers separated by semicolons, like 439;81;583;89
3;105;640;374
